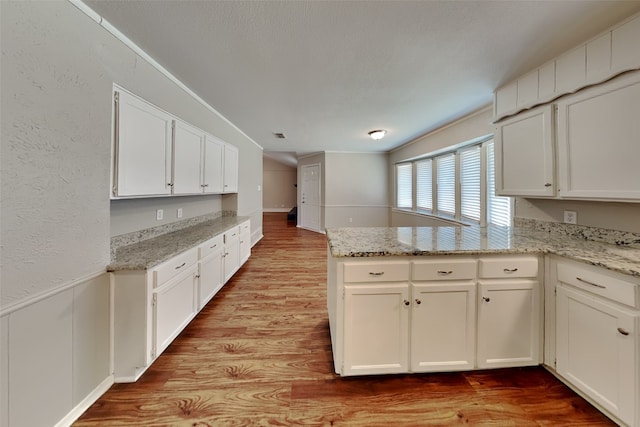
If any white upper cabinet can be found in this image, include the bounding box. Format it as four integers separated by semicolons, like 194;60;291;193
612;14;640;74
112;88;239;198
493;13;640;122
172;120;204;195
223;143;239;193
556;71;640;200
203;134;224;193
495;104;555;197
113;91;173;197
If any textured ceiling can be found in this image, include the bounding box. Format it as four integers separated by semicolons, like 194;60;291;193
84;0;640;165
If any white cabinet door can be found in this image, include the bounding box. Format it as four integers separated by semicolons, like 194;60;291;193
223;229;240;283
343;283;410;375
203;134;224;193
556;284;637;426
153;265;197;358
495;104;555;197
477;280;540;369
114;91;173;197
223;143;239;193
557;71;640;200
172;120;204;195
198;249;223;309
411;282;476;372
239;222;251;266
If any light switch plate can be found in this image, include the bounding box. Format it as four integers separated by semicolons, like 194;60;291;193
563;210;577;224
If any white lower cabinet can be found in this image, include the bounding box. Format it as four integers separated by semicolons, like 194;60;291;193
330;255;541;377
223;226;241;283
197;235;224;309
554;259;639;427
153;264;198;357
411;282;476;372
112;220;251;382
343;283;410;375
239;220;251;266
477;280;540;368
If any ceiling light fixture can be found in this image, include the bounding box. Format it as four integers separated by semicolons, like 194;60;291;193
368;129;387;140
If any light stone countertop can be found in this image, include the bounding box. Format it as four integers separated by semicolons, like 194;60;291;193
108;216;250;271
325;225;640;278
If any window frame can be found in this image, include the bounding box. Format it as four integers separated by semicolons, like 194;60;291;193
394;136;512;227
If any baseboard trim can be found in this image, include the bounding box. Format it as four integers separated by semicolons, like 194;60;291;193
54;375;114;427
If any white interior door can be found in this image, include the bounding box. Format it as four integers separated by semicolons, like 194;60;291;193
301;163;321;232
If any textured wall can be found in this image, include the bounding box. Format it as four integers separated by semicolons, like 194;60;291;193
1;1;264;307
1;1;112;307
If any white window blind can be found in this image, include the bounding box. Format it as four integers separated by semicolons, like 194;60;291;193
437;154;455;217
486;141;512;226
416;159;433;212
396;163;413;209
460;146;481;222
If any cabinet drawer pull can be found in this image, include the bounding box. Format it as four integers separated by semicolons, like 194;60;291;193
576;277;606;289
369;272;385;276
210;244;217;248
617;327;630;336
503;268;519;273
437;270;453;275
544;183;552;187
174;262;186;270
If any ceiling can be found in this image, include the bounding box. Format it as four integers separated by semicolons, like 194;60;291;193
85;0;640;166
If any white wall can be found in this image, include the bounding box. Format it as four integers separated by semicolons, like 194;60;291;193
0;1;263;425
324;152;389;227
263;157;297;212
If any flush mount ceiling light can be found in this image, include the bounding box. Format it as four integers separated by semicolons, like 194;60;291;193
368;130;387;140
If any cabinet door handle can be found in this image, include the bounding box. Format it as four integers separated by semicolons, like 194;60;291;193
617;327;630;336
482;297;491;303
175;262;186;270
437;270;453;275
576;277;606;289
167;182;174;187
415;299;421;305
369;272;385;276
503;268;518;273
403;300;410;306
210;244;217;248
195;274;200;279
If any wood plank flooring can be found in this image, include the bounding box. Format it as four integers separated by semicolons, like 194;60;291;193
75;213;614;426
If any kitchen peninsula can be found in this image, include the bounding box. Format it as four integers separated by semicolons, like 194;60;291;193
326;220;640;427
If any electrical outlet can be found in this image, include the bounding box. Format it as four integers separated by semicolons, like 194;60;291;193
349;217;353;223
177;208;183;218
156;209;164;221
563;210;577;224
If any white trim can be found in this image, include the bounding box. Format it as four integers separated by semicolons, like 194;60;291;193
67;0;262;151
263;208;293;212
54;375;114;427
324;204;390;208
391;208;467;226
297;152;324;161
0;269;107;317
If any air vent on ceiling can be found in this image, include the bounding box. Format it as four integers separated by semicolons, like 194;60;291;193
273;132;286;139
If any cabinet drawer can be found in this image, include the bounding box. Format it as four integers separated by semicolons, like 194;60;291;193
198;234;224;259
557;262;637;308
343;262;409;283
478;257;538;279
153;248;198;288
224;226;240;243
239;220;250;234
412;259;477;281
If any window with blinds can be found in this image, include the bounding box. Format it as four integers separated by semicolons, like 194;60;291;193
460;145;481;222
416;159;433;212
436;154;455;217
396;163;413;209
394;136;512;226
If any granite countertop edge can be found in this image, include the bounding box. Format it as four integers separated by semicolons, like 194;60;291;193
108;216;250;272
325;227;640;279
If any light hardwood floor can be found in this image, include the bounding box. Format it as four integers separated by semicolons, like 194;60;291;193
75;213;614;426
